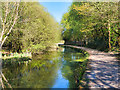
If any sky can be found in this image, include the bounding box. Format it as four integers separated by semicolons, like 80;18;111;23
39;2;72;23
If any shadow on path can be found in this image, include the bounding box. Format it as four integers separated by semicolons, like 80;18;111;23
65;45;120;89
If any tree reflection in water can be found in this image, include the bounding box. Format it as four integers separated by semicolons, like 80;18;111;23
2;47;88;88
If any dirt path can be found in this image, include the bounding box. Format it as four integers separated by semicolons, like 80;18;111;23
65;45;120;89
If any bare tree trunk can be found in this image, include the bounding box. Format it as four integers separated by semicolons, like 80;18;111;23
108;23;111;51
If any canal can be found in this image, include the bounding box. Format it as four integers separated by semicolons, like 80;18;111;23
2;46;88;88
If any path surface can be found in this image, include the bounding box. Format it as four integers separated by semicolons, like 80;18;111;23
65;45;120;89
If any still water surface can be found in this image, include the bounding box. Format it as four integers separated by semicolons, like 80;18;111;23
2;46;88;88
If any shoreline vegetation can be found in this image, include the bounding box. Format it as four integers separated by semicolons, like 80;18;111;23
2;52;32;59
2;40;65;60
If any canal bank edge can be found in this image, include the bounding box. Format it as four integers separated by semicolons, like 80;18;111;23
59;44;90;88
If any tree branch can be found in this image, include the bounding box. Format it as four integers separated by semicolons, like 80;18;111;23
1;2;10;41
4;2;9;24
0;16;4;42
1;2;20;47
5;2;17;28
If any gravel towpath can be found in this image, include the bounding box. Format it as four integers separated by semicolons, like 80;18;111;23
65;45;120;89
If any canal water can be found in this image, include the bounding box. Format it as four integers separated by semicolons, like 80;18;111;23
2;46;88;88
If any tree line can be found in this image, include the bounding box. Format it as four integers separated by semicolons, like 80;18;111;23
61;2;119;51
0;2;61;53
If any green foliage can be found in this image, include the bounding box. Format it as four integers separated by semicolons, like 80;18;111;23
20;2;61;52
4;30;23;53
61;2;119;51
3;2;61;53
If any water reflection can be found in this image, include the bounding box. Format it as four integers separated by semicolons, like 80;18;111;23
2;46;88;88
52;70;69;88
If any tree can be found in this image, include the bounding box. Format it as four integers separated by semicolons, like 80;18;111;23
19;2;61;52
0;1;21;49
